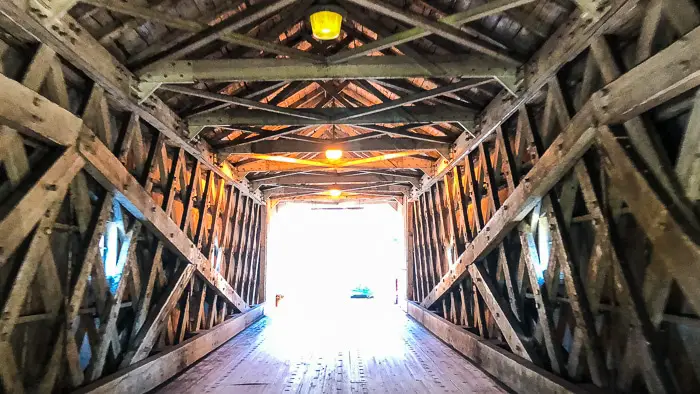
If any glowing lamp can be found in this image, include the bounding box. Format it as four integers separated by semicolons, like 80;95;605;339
325;149;343;160
328;189;342;198
309;6;344;41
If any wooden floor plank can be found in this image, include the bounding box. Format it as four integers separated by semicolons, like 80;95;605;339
156;301;506;393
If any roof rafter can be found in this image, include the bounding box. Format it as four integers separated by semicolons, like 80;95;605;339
79;0;319;62
340;0;521;65
136;0;305;69
336;79;493;121
161;84;324;120
329;0;535;64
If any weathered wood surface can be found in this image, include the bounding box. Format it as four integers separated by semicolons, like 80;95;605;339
0;44;265;392
408;302;587;394
76;305;265;394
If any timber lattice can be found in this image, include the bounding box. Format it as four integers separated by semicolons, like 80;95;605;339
0;0;699;392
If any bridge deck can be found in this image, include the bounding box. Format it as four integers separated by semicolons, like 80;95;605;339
155;301;506;393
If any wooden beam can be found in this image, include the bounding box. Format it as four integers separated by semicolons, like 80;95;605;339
676;90;700;203
350;125;454;144
160;85;325;120
597;125;700;316
329;0;535;64
218;137;450;156
234;157;435;174
420;105;598;308
77;129;250;312
79;0;320;62
0;1;261;203
138;56;516;86
420;22;700;308
0;147;84;264
341;0;520;65
0;73;81;146
74;305;264;394
136;0;300;68
119;264;196;367
251;173;421;189
189;107;474;128
407;302;587;394
336;79;493;120
593;26;700;125
415;0;637;197
263;184;410;198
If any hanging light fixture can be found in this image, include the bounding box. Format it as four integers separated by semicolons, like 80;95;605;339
325;125;343;160
308;4;345;41
325;149;343;160
328;188;342;198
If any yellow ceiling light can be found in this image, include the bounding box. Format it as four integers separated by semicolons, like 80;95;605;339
328;188;342;198
325;148;343;160
309;6;344;41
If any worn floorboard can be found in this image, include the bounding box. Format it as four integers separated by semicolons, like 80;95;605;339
155;301;507;393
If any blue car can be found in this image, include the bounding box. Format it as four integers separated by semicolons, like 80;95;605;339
351;286;374;298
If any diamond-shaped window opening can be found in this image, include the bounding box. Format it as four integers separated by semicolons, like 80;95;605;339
98;199;129;294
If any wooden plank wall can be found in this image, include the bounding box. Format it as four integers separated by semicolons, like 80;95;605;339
0;40;265;392
406;3;700;393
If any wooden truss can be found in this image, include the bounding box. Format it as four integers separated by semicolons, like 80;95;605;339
0;52;266;392
1;0;700;392
407;5;700;393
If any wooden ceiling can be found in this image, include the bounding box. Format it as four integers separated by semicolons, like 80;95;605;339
68;0;576;202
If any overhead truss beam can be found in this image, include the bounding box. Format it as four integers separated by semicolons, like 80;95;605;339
251;173;421;189
189;107;475;128
234;157;434;174
218;136;451;157
137;56;517;89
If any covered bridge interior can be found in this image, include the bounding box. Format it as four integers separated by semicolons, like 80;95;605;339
0;0;700;392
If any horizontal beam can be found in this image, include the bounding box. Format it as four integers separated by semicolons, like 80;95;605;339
274;194;400;203
138;56;516;87
407;302;587;394
74;305;264;394
218;137;450;156
188;107;475;128
234;157;435;174
263;184;410;199
251;173;421;189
